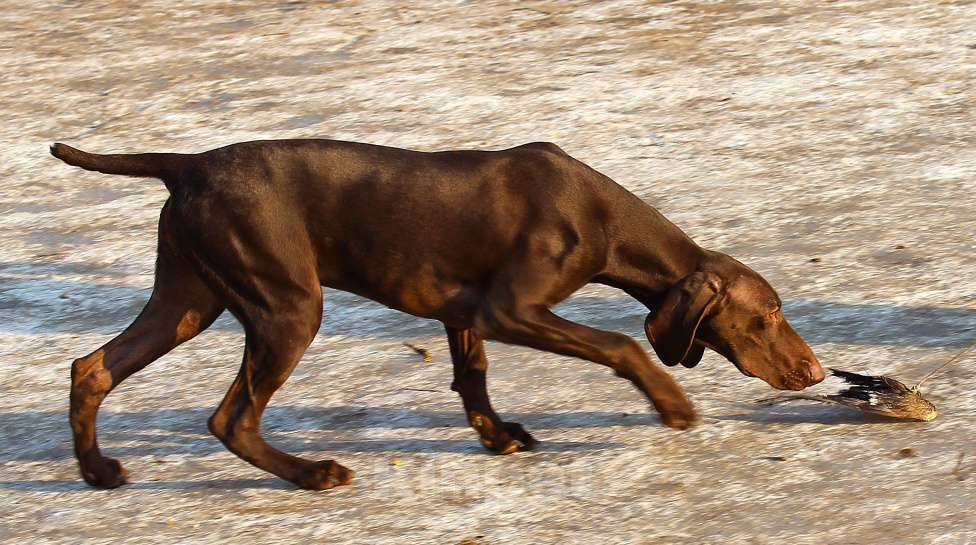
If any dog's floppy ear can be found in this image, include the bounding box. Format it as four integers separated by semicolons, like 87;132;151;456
644;271;723;368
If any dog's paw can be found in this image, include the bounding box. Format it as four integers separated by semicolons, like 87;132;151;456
659;402;700;430
503;421;540;451
469;412;534;454
80;456;129;489
294;460;355;490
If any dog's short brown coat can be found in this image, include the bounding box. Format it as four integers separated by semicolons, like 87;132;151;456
52;139;824;490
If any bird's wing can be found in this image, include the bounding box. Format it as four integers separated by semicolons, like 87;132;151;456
824;368;914;417
828;368;912;394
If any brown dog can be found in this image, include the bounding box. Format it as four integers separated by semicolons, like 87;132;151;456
52;139;824;490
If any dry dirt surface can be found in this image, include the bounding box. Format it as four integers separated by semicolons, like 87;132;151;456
2;1;975;544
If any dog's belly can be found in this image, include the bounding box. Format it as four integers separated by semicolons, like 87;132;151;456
321;260;484;328
307;190;518;327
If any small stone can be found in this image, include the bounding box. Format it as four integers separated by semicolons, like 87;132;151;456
896;448;917;458
645;134;664;146
809;257;822;263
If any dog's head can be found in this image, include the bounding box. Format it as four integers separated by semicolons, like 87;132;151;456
644;253;824;391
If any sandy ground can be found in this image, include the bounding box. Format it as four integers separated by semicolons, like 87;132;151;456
2;1;976;544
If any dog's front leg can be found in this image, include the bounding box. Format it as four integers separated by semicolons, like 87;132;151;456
476;305;699;430
445;326;538;453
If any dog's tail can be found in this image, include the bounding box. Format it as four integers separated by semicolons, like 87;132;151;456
50;143;189;184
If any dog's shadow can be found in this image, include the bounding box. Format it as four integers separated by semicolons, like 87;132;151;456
0;404;652;463
0;405;646;492
0;401;926;464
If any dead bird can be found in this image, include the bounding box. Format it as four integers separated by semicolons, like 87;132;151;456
753;343;976;421
760;368;938;421
754;368;936;421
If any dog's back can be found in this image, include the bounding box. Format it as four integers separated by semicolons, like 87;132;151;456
52;139;617;322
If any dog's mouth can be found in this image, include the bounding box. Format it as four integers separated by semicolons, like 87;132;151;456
769;376;808;391
766;367;821;391
730;358;813;391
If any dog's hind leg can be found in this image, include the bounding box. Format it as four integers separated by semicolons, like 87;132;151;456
70;241;223;488
206;286;353;490
446;326;538;454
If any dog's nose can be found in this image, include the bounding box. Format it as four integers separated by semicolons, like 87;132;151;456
805;359;826;384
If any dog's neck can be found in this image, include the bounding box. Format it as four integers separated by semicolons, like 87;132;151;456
595;198;708;307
